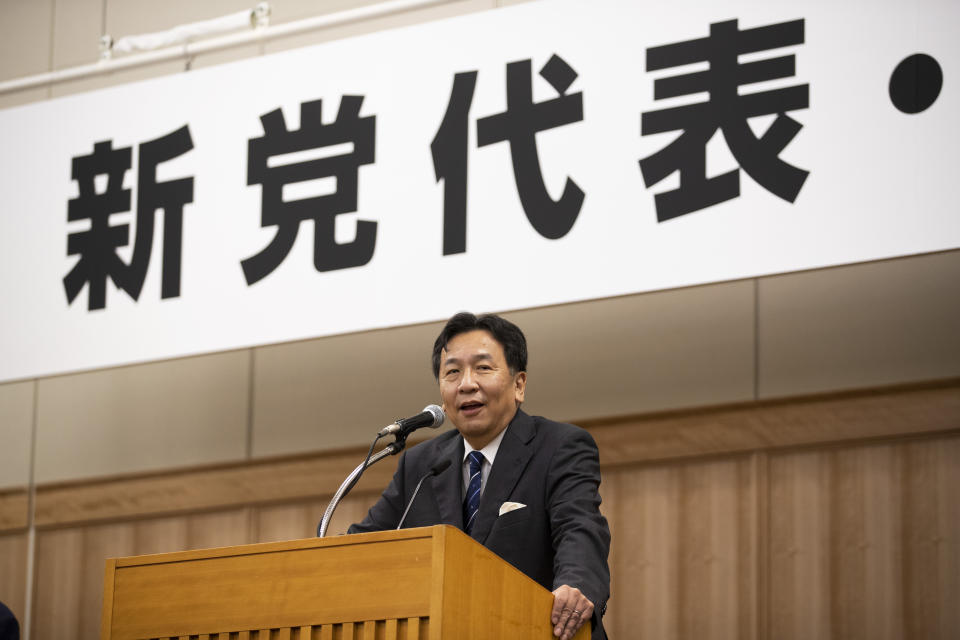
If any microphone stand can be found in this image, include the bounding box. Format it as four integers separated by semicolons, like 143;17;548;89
317;434;408;538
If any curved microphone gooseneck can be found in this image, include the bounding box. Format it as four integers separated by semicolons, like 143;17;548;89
317;404;445;537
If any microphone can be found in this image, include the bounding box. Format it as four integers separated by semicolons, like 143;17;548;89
397;459;452;530
378;404;445;437
317;407;444;538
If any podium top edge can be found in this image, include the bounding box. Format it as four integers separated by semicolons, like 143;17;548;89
111;524;457;568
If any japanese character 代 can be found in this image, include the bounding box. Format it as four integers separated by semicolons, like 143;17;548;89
432;54;585;254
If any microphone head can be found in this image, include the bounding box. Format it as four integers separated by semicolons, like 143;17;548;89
422;404;445;428
389;404;446;435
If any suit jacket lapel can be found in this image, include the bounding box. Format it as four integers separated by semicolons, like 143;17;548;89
431;434;465;529
470;410;536;544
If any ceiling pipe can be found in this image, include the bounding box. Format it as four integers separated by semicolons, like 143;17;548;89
0;0;453;97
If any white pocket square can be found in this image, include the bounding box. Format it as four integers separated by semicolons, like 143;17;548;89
499;501;527;516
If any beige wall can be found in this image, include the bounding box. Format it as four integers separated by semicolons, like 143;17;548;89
4;250;956;489
0;382;32;488
0;0;959;636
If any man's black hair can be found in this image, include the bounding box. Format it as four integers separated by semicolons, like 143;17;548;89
432;312;527;379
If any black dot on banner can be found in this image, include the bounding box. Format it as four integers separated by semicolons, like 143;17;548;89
889;53;943;114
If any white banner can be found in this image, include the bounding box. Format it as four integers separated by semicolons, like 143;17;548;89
1;0;957;382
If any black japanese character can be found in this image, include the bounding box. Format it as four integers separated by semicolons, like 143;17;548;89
431;71;477;255
63;126;194;311
431;54;584;254
243;97;376;285
478;55;584;240
63;141;131;311
131;127;194;300
640;19;809;221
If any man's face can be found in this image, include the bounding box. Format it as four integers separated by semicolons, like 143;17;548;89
438;329;526;449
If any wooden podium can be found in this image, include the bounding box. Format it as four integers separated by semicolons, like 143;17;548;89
100;524;589;640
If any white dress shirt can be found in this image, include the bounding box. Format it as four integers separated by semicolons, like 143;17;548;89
461;426;507;497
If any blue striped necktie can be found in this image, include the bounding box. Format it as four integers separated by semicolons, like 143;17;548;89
463;451;484;534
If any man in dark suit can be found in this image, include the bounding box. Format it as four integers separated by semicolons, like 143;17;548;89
348;312;611;640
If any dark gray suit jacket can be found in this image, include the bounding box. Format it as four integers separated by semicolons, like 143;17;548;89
0;601;18;640
348;410;611;639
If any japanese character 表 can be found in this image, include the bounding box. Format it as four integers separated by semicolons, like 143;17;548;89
640;19;809;221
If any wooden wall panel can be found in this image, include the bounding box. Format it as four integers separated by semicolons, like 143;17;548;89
901;438;960;639
31;509;264;640
184;509;254;552
28;498;387;640
32;447;400;529
20;434;960;640
77;523;137;640
251;493;378;543
10;383;958;640
132;516;191;556
858;446;904;640
593;382;959;468
603;455;756;640
252;501;324;544
0;489;28;531
768;436;960;640
323;493;386;538
33;521;144;640
32;528;84;638
769;449;826;639
0;532;27;628
938;439;960;640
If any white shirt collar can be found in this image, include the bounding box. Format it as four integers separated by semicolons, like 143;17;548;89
462;424;508;466
461;425;508;496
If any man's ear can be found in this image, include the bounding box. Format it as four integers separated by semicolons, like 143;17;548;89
514;371;527;404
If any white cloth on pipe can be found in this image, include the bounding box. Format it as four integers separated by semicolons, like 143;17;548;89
113;10;253;53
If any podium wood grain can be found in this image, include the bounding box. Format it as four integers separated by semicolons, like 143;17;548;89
101;525;587;640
